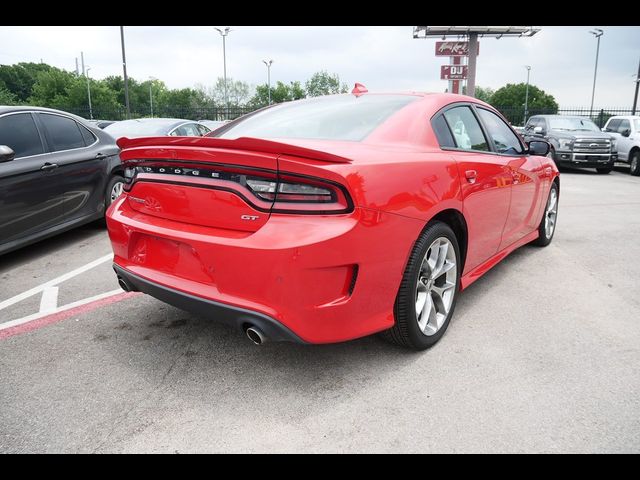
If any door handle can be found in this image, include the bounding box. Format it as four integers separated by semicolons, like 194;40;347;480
40;163;59;171
464;170;477;184
95;153;106;159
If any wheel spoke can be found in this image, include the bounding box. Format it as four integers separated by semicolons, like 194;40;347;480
417;292;433;332
426;239;439;272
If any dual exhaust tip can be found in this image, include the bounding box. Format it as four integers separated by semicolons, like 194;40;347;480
118;274;268;346
117;276;134;293
246;326;267;345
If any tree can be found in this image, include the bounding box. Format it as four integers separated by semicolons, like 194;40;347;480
0;62;53;102
305;71;348;97
204;77;252;108
0;86;18;105
474;86;494;103
249;81;306;108
28;67;77;107
489;83;558;124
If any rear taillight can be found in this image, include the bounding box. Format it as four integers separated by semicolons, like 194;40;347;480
122;161;353;215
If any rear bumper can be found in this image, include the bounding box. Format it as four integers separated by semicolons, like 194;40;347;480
113;264;305;343
107;195;426;344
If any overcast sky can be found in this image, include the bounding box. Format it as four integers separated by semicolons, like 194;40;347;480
1;26;639;107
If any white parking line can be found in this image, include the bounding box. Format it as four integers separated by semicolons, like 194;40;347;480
0;253;113;312
39;287;59;313
0;289;123;331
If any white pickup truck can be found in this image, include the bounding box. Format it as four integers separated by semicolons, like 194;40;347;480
602;116;640;176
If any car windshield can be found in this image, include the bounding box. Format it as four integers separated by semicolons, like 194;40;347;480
547;117;600;132
104;120;174;138
217;94;419;141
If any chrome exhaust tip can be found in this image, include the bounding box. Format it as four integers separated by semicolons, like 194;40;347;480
117;276;131;292
246;326;267;345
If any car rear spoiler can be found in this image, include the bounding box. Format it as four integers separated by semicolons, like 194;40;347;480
116;136;352;164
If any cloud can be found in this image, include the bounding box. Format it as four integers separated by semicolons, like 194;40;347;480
1;25;638;107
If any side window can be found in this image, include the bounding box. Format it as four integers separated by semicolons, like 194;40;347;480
79;124;97;145
0;113;45;158
179;123;202;137
431;114;456;148
618;119;631;134
525;117;538;131
477;107;525;154
605;119;621;132
442;106;489;151
38;113;86;151
196;124;211;136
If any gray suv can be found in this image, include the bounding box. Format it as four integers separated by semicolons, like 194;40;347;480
524;115;617;174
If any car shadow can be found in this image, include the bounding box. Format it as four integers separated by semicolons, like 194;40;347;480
0;221;107;272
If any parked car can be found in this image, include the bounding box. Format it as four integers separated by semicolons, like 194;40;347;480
198;119;230;132
602;115;640;176
86;119;116;129
107;92;558;350
523;114;617;174
104;118;211;139
0;106;124;255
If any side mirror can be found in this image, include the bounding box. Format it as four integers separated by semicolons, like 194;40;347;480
0;145;15;163
533;126;545;135
528;140;550;156
601;127;608;132
621;128;631;137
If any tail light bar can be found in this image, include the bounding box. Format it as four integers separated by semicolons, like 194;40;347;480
123;161;353;215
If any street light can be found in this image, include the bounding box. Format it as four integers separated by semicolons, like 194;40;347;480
85;67;93;120
524;65;531;125
262;59;273;105
589;28;604;118
214;27;231;119
148;76;156;117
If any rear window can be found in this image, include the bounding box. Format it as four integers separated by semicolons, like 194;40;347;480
217;94;418;142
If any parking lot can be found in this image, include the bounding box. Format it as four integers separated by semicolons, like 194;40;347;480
1;165;639;453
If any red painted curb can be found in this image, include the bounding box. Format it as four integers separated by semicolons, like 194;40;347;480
0;291;142;340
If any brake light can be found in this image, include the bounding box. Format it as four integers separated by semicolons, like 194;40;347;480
122;161;353;215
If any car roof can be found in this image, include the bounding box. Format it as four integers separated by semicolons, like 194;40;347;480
0;105;91;123
607;115;640;121
111;118;194;129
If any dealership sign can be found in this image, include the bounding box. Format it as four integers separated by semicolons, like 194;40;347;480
435;41;479;57
440;65;468;80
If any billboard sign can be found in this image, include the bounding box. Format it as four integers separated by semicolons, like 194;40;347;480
441;65;468;80
435;41;479;56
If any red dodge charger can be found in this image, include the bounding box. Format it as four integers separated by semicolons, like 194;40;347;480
106;91;558;350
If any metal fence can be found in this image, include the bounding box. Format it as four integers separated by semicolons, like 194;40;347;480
63;104;634;129
495;107;635;128
66;106;256;122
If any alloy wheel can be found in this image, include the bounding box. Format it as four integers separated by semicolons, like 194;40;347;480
545;187;558;239
415;237;457;336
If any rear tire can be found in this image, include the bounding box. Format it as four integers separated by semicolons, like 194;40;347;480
533;182;559;247
381;221;461;350
630;151;640;176
105;175;125;210
596;167;612;174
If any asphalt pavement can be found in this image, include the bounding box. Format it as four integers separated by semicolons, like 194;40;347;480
1;165;639;453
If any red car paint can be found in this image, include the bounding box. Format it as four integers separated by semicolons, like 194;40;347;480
106;93;558;344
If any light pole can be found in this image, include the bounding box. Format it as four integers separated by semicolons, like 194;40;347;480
214;27;231;118
148;77;156;117
120;26;131;119
262;59;273;105
589;28;604;118
632;56;640;115
85;67;93;120
524;65;531;125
